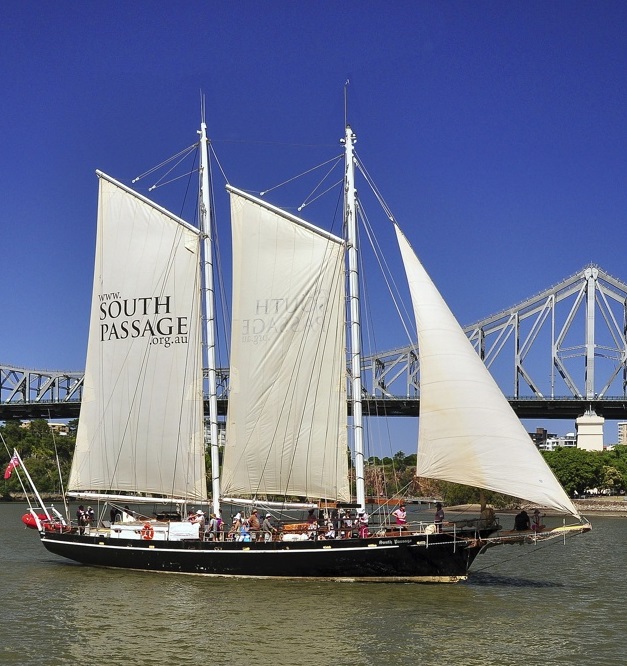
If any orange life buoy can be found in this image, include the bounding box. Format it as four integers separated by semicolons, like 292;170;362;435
141;522;154;540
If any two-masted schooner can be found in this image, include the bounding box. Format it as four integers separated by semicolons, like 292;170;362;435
18;120;589;582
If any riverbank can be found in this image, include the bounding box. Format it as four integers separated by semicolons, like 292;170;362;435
572;498;627;516
448;497;627;517
5;494;627;516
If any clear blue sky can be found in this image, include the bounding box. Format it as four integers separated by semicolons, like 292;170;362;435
2;2;627;441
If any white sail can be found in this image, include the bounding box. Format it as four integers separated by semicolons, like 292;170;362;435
395;225;579;517
68;173;207;502
221;188;350;502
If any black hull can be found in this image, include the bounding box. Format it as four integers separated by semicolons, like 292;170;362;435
40;531;486;583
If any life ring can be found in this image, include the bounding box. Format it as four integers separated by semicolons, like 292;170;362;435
141;522;154;540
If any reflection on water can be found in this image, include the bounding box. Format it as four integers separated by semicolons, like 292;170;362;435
468;572;564;588
1;503;626;666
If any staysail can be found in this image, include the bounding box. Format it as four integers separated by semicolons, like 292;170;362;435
68;173;207;502
221;187;350;502
395;225;579;517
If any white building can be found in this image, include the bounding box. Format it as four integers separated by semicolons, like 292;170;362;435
575;411;604;452
539;433;577;452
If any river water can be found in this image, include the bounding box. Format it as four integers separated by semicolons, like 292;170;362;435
1;502;625;666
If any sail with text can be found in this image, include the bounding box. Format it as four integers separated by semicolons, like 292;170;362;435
220;188;350;503
67;173;207;502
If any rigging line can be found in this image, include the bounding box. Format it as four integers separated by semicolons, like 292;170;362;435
353;215;397;490
148;169;197;193
210;144;230;187
132;144;197;184
297;178;344;211
207;148;231;366
179;146;198;220
358;202;418;352
355;157;397;223
259;154;343;196
48;408;70;521
297;157;344;210
1;432;12;458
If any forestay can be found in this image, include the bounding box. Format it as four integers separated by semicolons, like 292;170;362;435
221;188;350;502
68;173;207;502
395;225;579;517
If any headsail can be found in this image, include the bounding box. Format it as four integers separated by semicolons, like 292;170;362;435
221;187;350;502
395;225;579;517
68;173;207;502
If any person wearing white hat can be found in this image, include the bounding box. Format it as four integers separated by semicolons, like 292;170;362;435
195;509;206;538
262;513;276;542
357;509;369;538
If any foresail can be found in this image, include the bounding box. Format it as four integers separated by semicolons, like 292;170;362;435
395;225;579;517
221;188;349;502
68;173;207;502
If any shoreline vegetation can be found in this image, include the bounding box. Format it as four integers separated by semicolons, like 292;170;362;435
4;494;626;518
4;419;627;517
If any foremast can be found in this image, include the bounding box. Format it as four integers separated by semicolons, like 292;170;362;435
198;120;221;517
343;125;366;511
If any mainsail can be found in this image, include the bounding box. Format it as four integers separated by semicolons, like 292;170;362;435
395;225;579;517
68;173;207;502
221;188;350;502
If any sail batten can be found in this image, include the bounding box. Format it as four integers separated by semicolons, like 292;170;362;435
68;174;207;502
395;225;579;517
221;188;350;502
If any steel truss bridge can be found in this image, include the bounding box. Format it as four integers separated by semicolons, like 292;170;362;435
3;264;627;422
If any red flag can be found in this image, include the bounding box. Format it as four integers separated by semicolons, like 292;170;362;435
4;453;20;480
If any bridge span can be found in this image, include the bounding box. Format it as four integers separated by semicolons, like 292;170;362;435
3;396;627;422
2;264;627;422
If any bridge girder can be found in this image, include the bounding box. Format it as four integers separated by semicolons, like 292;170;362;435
3;264;627;421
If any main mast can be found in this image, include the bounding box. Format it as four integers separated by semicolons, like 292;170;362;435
343;125;366;511
198;120;221;517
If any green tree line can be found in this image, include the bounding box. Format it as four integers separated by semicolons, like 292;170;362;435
3;420;627;503
364;445;627;506
1;419;77;497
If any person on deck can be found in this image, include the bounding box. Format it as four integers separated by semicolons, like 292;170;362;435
531;509;545;532
248;509;261;539
480;505;496;528
208;513;219;540
434;503;445;533
357;510;369;538
76;505;86;534
392;503;407;527
195;510;206;539
331;508;340;535
85;506;95;530
262;514;276;542
306;508;318;538
228;513;242;541
514;510;531;531
238;519;251;542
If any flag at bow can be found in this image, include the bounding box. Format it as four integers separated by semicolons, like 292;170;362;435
4;453;20;480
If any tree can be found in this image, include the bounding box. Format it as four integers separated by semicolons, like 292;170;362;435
600;465;625;494
1;420;76;496
542;447;603;497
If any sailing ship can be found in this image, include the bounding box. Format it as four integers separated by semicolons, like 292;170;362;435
20;121;589;582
